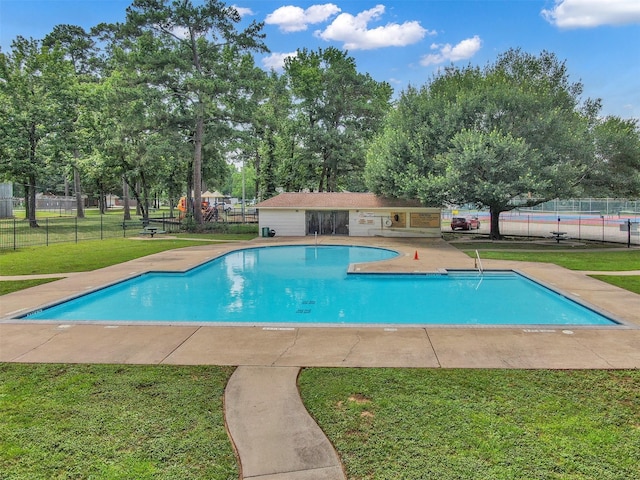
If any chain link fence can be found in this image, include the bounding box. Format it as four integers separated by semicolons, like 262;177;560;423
443;209;640;245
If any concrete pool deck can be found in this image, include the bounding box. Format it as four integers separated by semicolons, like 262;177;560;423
2;236;639;369
1;237;639;479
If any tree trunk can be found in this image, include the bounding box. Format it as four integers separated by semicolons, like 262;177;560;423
192;114;204;224
318;164;327;192
73;163;85;218
139;173;149;220
489;206;502;240
122;177;131;221
135;181;141;216
96;185;106;215
27;174;38;228
186;164;194;217
27;123;39;228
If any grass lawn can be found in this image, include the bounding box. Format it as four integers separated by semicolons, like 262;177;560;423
299;368;640;480
0;364;237;480
461;249;640;271
0;238;217;276
590;275;640;295
0;278;61;295
3;365;638;479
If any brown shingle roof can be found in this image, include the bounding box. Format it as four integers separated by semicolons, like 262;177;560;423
255;192;423;209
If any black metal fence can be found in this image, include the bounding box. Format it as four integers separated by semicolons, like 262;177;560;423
0;209;259;250
0;214;181;250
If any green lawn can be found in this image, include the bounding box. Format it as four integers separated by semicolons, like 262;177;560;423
2;365;638;479
0;278;61;295
462;249;640;271
0;364;238;480
299;368;640;480
0;238;218;275
590;275;640;294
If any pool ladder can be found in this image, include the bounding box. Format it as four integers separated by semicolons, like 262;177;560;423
474;250;484;275
474;250;484;290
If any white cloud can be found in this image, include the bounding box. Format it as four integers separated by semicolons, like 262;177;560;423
232;5;254;18
420;36;482;66
316;4;432;50
262;51;298;70
542;0;640;28
265;4;341;33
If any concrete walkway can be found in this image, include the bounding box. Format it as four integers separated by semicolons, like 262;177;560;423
1;237;639;479
225;366;345;480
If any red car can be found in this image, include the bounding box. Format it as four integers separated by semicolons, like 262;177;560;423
451;216;480;231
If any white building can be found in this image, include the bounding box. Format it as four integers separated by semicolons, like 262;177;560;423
256;192;441;238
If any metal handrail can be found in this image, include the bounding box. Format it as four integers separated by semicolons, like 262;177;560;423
475;249;484;274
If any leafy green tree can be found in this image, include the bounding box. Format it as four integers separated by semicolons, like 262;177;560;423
229;162;256;200
120;0;267;223
43;24;102;218
285;47;392;192
366;49;596;238
236;70;292;200
583;117;640;198
0;37;75;227
96;65;178;219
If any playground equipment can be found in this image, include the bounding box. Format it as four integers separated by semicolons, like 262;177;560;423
177;196;231;221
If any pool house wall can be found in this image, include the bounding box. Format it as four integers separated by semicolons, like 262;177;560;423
256;192;441;238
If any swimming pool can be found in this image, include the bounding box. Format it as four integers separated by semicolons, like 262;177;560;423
21;245;617;326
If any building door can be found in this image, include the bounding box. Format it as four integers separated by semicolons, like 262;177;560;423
333;211;349;235
307;211;320;235
306;211;349;235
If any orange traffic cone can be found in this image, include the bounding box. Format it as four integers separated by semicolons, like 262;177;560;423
414;250;419;260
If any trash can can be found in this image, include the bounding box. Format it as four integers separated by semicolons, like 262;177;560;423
262;226;270;238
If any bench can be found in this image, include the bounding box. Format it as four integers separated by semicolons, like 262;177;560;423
138;226;166;238
549;231;568;243
122;221;166;238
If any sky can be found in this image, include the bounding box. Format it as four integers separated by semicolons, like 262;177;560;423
1;0;639;119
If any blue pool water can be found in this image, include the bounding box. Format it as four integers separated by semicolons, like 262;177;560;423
23;245;616;326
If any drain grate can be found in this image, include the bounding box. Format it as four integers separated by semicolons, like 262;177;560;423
296;309;312;314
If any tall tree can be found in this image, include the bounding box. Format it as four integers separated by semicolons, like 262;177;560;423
43;24;101;218
0;37;75;227
121;0;267;223
285;47;392;192
97;66;176;220
238;70;292;201
366;49;596;238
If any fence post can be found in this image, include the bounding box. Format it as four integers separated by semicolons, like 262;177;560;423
13;218;17;250
46;218;49;246
75;217;78;243
578;216;581;240
100;214;103;240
